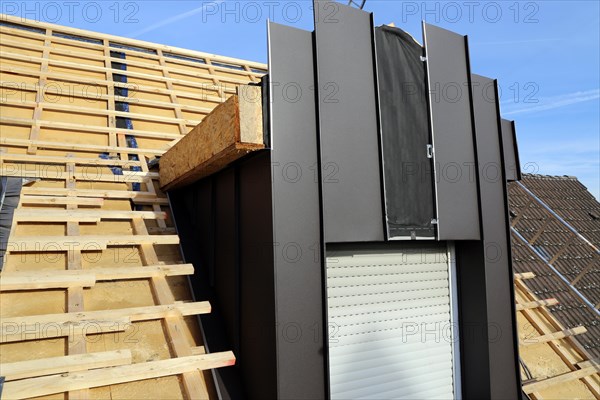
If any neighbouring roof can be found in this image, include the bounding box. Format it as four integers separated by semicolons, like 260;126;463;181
509;174;600;357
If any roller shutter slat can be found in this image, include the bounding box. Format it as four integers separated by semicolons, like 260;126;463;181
327;245;457;399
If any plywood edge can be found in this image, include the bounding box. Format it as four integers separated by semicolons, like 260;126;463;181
238;85;264;145
159;85;264;191
162;143;263;191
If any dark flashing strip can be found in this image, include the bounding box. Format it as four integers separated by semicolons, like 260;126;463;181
0;20;44;34
211;61;246;71
53;31;102;45
164;52;206;64
0;177;22;271
110;42;157;55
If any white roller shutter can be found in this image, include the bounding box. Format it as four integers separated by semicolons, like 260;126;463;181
326;244;460;399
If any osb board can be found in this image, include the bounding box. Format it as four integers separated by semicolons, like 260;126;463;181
1;16;264;397
159;86;264;191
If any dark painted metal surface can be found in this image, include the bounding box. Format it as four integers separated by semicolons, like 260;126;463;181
501;119;522;181
214;168;240;355
314;1;384;243
423;23;481;240
459;74;520;399
171;157;278;400
167;15;525;399
237;153;278;400
169;178;246;399
268;22;327;399
0;177;22;270
455;241;490;398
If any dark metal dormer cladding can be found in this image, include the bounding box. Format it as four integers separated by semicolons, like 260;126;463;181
267;21;326;399
169;2;523;398
423;23;481;241
458;74;521;399
502;119;522;181
314;0;385;243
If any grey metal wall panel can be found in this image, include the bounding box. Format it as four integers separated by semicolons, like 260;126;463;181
501;119;522;181
423;23;480;240
268;22;326;399
314;1;384;243
470;74;520;399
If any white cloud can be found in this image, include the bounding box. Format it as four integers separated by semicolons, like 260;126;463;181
471;38;563;46
128;1;224;38
527;140;599;155
502;89;600;116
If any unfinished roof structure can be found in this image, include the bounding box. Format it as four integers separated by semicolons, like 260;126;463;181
0;13;264;399
0;6;599;400
511;175;600;355
514;270;599;399
510;175;600;398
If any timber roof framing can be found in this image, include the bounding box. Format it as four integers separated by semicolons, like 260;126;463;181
511;175;600;399
515;273;600;399
0;14;262;399
509;175;600;357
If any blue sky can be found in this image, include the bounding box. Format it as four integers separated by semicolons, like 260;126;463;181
4;0;599;198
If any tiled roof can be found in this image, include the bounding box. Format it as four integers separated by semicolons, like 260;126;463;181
509;174;600;357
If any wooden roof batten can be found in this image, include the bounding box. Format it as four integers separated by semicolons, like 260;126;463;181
515;272;600;399
0;14;266;399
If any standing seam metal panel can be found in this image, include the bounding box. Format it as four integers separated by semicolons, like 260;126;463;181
501;119;522;181
268;21;326;399
423;23;481;241
471;74;520;399
314;1;384;243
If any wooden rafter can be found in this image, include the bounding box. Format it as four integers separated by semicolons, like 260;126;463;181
0;15;253;398
514;273;600;399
